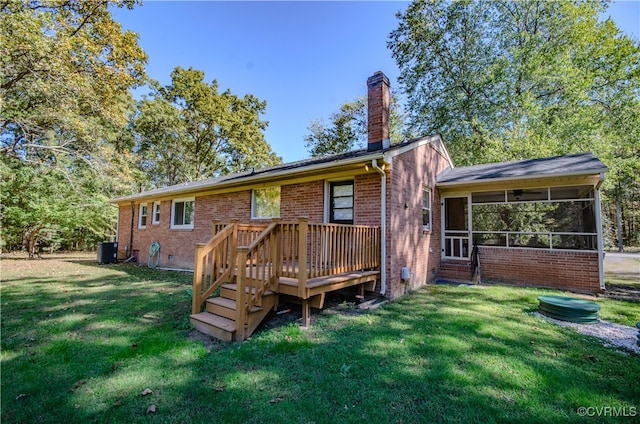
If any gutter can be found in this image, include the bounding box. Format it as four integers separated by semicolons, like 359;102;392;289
111;152;385;204
371;159;387;295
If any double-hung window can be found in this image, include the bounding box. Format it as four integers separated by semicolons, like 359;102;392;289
171;198;195;229
423;187;432;231
138;204;148;229
152;201;161;225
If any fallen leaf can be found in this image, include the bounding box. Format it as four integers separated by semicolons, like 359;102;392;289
16;394;27;400
214;386;225;392
146;404;157;414
70;380;87;392
74;404;80;409
270;397;284;404
141;388;153;396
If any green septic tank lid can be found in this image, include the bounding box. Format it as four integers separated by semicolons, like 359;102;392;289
538;295;601;324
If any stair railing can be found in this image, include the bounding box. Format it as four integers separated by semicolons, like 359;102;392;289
234;220;281;340
192;222;238;314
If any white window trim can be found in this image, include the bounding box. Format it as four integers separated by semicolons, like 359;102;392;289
251;187;281;219
171;197;195;230
423;186;432;232
138;203;148;229
152;201;161;225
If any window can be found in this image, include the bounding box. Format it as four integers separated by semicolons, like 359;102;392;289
138;204;148;229
152;201;161;225
171;198;195;229
330;181;354;224
422;187;432;231
252;187;280;219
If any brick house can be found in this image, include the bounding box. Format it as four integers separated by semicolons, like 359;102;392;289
111;71;607;340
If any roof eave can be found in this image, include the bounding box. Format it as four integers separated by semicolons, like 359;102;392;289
110;151;385;205
436;167;608;188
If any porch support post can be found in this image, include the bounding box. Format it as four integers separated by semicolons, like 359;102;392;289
595;182;606;291
301;299;311;328
297;217;308;300
235;247;248;341
192;243;204;314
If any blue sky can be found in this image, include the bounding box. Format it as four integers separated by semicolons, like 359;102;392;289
112;1;640;164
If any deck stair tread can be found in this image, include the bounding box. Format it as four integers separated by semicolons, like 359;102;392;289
207;296;265;314
190;312;237;332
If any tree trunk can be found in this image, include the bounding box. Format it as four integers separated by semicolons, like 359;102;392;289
615;193;624;252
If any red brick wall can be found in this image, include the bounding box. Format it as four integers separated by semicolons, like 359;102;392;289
115;177;384;270
117;191;254;269
115;143;452;289
478;247;601;293
280;181;324;222
386;143;451;299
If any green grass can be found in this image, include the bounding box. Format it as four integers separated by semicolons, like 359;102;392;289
2;254;639;423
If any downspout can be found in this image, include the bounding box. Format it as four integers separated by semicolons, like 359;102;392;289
595;173;606;291
372;159;387;295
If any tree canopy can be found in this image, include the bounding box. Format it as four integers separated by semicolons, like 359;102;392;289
133;67;281;187
304;92;406;157
1;0;148;253
389;0;640;247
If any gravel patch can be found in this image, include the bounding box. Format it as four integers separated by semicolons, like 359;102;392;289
534;312;640;354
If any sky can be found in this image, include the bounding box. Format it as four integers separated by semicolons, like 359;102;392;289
112;1;640;164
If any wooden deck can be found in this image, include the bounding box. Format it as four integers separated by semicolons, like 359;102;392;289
279;269;379;327
191;219;381;340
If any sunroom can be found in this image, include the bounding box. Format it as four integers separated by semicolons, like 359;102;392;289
436;153;608;293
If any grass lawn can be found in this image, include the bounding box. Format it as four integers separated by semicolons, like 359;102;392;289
2;253;639;423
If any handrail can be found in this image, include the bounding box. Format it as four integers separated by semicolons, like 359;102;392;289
192;223;237;314
234;221;280;339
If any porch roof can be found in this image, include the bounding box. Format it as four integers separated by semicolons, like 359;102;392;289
436;153;607;189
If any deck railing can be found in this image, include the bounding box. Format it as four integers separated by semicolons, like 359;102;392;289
193;218;381;332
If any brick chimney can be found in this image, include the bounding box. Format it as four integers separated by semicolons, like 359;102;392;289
367;71;391;152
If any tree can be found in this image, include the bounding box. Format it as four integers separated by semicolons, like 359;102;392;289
0;0;148;253
304;92;407;157
389;0;640;248
132;67;281;187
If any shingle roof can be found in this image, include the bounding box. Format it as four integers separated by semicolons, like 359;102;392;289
111;136;437;203
437;152;607;185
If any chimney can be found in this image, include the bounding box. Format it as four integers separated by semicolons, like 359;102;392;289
367;71;391;152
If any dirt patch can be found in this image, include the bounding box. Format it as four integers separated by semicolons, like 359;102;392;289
602;253;640;302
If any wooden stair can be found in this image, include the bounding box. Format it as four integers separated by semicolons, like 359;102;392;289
190;283;278;342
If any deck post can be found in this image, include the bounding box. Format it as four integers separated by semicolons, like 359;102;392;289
235;247;248;341
211;219;221;236
229;219;239;280
301;299;311;328
192;243;205;314
270;218;281;292
297;217;308;300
